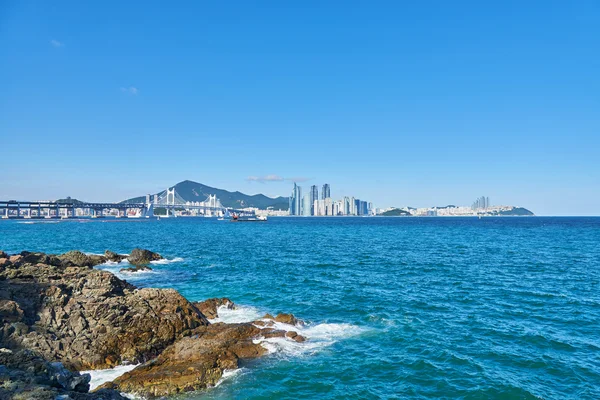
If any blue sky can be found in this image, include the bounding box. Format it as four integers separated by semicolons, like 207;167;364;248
1;1;598;215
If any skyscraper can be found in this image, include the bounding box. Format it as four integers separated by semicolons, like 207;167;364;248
302;193;312;216
289;183;303;215
295;185;302;216
310;185;318;215
322;184;331;200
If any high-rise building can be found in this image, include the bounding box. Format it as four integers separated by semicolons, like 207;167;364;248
322;184;331;200
302;193;312;216
360;201;368;216
289;183;303;215
295;185;302;216
343;197;350;215
310;185;319;215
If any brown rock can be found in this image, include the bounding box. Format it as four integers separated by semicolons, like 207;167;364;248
285;331;298;339
126;248;162;265
119;265;152;273
0;250;7;259
193;297;234;319
274;313;299;325
104;250;126;262
293;334;307;343
58;250;106;268
0;300;25;323
0;251;209;370
0;348;127;399
9;255;23;264
101;323;267;398
262;329;287;339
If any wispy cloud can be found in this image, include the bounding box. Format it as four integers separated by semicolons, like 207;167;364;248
247;175;311;183
247;174;285;183
120;86;139;95
50;39;64;48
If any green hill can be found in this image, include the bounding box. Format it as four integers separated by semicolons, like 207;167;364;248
380;208;411;216
122;180;289;210
497;207;534;216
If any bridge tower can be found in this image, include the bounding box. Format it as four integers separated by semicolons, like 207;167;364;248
166;188;176;205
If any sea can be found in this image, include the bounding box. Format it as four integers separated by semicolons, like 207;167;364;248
1;217;599;399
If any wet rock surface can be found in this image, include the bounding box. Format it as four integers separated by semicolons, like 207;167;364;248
0;348;126;400
126;248;162;265
119;265;152;273
0;251;208;370
100;323;268;398
0;250;307;398
104;250;126;263
193;297;235;320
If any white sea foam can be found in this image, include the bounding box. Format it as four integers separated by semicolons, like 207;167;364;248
150;257;184;265
209;304;365;357
256;320;365;357
82;364;139;390
214;368;245;387
208;304;263;324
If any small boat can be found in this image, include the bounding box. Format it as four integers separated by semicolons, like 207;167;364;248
230;213;267;222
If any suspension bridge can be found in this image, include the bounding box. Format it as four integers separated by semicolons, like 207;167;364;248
0;188;253;219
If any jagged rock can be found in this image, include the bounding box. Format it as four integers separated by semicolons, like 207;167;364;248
261;313;301;326
0;251;7;259
0;349;127;399
100;323;267;398
193;297;234;319
9;255;23;265
119;265;152;273
58;251;106;268
285;331;298;339
20;251;50;265
0;250;308;398
274;313;299;325
104;250;126;263
0;251;208;370
262;329;287;339
126;248;162;265
0;300;25;323
252;320;274;328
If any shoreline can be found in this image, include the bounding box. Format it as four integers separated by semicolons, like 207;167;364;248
0;249;313;399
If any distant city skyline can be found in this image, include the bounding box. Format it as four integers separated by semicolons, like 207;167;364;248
289;183;372;216
1;2;598;216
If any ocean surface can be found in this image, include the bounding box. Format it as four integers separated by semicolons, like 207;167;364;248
1;217;599;399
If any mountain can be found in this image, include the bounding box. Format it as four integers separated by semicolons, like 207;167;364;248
122;180;289;210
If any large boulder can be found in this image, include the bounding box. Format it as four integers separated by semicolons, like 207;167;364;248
104;250;126;263
193;297;235;320
99;323;267;398
0;251;209;370
126;248;162;265
0;348;126;399
58;251;106;268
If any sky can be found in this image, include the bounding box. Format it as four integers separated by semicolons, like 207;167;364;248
1;1;599;215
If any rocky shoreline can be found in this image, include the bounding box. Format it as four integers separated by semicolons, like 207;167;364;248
0;250;306;399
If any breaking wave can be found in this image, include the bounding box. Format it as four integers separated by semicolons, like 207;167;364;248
210;304;366;358
150;257;185;264
82;364;139;391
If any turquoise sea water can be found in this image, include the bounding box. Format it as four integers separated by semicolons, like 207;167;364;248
1;217;599;399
